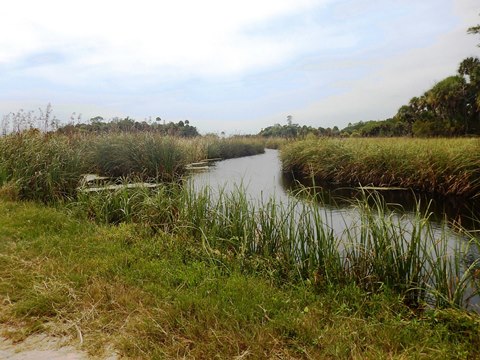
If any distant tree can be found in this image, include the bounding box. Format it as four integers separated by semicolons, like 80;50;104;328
468;20;480;46
57;116;199;137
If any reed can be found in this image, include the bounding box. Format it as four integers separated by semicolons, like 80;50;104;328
281;138;480;197
263;137;290;149
206;137;265;159
2;200;477;358
0;130;88;202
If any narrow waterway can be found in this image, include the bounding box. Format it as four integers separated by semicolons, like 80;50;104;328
191;149;478;233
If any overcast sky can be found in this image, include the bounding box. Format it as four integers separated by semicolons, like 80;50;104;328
1;0;479;134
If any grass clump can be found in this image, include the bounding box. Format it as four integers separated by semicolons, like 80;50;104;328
206;136;265;159
281;138;480;197
0;130;87;202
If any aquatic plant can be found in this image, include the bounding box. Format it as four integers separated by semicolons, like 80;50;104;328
206;137;265;159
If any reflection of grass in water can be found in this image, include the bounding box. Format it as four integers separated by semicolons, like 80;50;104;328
72;182;480;311
284;173;480;232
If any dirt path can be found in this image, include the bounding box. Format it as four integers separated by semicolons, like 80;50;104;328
0;328;118;360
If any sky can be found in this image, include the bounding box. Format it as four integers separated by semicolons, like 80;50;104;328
0;0;479;134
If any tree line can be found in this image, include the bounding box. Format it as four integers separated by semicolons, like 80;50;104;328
57;116;199;137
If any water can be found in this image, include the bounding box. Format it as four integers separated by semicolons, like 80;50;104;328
191;149;479;233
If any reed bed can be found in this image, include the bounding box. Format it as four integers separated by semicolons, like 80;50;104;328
263;137;291;149
281;138;480;197
72;183;480;310
0;131;265;202
205;136;265;159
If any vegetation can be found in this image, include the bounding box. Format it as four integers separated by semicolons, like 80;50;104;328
0;129;479;357
0;20;479;358
340;118;410;137
57;116;200;137
68;182;480;308
0;130;265;202
259;122;340;139
1;188;479;358
205;136;265;159
339;56;480;137
281;137;480;197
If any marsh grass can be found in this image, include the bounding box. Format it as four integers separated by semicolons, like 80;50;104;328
2;133;480;357
0;131;265;202
0;130;88;202
281;138;480;197
206;137;265;159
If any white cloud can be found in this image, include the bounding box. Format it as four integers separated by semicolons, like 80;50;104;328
0;0;329;79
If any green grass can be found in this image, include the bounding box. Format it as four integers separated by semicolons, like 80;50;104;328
281;138;480;197
205;136;265;159
1;133;480;357
0;200;479;358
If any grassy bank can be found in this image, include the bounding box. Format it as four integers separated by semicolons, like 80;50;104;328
68;183;480;310
1;199;479;358
0;131;265;202
281;138;480;197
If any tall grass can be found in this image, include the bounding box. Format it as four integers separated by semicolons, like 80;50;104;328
281;138;480;197
0;130;88;202
72;183;480;310
0;131;265;202
205;136;265;159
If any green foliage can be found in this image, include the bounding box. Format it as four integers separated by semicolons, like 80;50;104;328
391;57;480;137
0;130;88;202
206;137;265;159
341;118;410;137
70;182;480;310
0;131;265;202
259;123;324;138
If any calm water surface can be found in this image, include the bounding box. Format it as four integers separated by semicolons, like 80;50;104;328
191;149;479;233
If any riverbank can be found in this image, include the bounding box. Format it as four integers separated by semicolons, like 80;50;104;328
281;138;480;197
1;200;479;358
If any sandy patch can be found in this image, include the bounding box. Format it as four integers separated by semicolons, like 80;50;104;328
0;329;118;360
